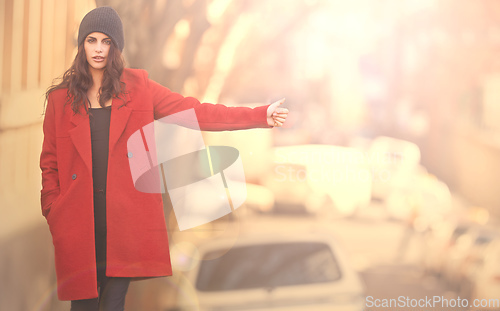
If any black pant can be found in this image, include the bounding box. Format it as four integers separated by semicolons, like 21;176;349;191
70;277;131;311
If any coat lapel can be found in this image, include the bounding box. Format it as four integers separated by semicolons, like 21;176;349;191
68;91;132;174
69;105;92;173
109;92;132;155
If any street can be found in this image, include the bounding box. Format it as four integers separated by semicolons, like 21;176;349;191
333;217;469;311
123;213;471;311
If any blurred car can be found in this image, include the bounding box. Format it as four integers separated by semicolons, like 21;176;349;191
261;162;335;216
367;136;421;201
466;238;500;310
421;221;476;276
171;225;365;311
441;226;499;289
384;171;452;224
351;136;451;225
450;229;500;300
263;144;372;217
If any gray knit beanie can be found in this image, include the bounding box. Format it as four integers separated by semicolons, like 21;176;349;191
78;6;124;52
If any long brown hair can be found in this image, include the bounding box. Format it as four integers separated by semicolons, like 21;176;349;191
45;39;126;114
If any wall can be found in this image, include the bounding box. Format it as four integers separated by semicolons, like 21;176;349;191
0;0;95;309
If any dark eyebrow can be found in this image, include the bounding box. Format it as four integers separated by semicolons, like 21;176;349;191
86;36;111;41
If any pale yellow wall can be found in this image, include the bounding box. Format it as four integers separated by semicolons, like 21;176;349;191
0;3;97;309
0;0;95;239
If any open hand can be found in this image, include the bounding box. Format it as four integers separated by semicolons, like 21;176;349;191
267;98;288;127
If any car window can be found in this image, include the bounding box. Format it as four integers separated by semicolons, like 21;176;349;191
196;242;342;292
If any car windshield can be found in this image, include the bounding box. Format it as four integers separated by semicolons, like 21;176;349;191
196;242;342;292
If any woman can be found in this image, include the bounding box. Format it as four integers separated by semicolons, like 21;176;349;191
40;6;288;311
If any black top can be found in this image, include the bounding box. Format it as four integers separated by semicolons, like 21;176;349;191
89;106;112;192
89;105;112;281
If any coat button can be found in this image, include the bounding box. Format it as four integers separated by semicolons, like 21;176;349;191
127;152;133;158
72;174;77;180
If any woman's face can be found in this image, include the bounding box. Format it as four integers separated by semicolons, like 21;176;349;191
84;32;112;71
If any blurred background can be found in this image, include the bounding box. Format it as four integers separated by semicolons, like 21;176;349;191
2;0;500;310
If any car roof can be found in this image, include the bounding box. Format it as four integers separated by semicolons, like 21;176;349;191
194;216;345;255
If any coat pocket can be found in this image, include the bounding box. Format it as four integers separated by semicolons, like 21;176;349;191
46;194;62;223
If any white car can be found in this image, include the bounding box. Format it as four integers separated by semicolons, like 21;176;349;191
171;226;365;311
468;238;500;310
442;227;498;287
367;136;421;201
265;144;372;217
421;221;474;276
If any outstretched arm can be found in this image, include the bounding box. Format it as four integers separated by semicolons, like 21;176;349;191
146;71;286;131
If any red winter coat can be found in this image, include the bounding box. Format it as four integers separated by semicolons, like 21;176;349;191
40;68;271;300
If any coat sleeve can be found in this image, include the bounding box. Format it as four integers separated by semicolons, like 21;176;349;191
145;71;273;131
39;94;60;218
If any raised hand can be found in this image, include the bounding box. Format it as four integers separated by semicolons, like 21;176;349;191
267;98;289;127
